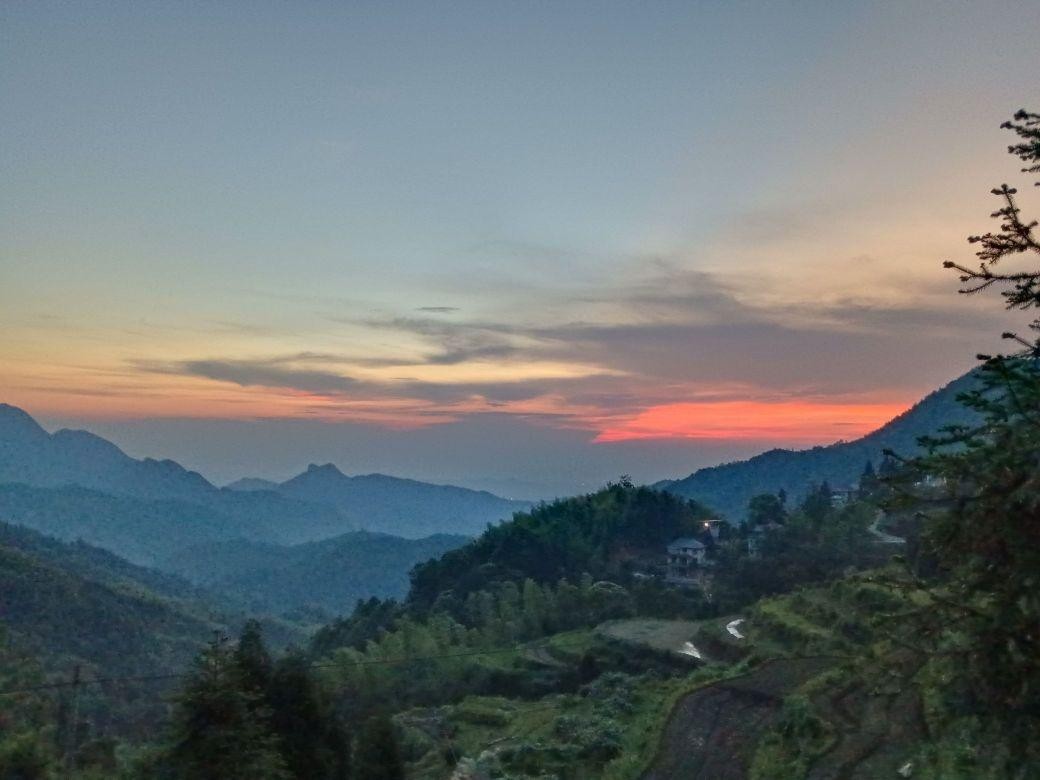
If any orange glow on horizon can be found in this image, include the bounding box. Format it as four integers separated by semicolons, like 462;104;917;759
594;399;910;443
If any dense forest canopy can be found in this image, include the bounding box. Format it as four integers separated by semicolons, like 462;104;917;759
407;481;716;608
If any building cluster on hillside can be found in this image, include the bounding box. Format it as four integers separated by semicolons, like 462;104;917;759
663;478;874;581
660;466;939;584
665;519;727;586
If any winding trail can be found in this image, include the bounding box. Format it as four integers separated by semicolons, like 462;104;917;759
868;511;905;545
725;619;746;640
521;641;568;668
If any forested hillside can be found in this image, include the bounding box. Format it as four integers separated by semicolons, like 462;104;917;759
663;370;979;519
0;482;471;617
407;481;715;607
0;525;215;678
0;520;204;603
0;483;240;567
161;531;469;615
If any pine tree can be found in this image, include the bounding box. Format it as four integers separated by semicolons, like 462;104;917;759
894;109;1040;762
268;654;351;780
235;619;273;694
747;493;786;526
165;637;289;780
799;483;832;527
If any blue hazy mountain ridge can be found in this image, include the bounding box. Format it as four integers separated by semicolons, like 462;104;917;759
0;481;470;617
0;403;527;540
272;463;530;538
0;404;347;543
158;530;470;614
0;404;214;503
663;370;980;520
0;482;250;568
0;403;524;618
224;476;279;492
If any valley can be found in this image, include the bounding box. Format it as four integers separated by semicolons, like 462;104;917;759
0;372;1012;778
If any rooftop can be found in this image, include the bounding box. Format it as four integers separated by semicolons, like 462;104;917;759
667;537;706;552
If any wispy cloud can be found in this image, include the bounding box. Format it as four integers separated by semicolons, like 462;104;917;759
100;251;998;439
136;359;362;395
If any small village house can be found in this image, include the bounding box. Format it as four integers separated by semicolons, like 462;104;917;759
666;537;707;584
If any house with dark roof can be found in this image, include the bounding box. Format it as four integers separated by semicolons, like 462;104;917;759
666;537;707;583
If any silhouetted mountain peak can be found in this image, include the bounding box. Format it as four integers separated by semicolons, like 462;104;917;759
0;404;218;503
0;403;48;442
275;462;529;537
52;427;126;457
303;463;348;478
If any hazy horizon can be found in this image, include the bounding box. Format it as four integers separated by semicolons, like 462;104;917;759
31;360;966;500
3;2;1036;496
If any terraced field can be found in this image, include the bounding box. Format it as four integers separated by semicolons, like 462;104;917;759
598;619;706;658
642;575;926;779
641;657;832;780
597;616;749;665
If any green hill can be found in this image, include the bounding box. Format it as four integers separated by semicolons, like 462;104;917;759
407;481;715;608
0;522;215;678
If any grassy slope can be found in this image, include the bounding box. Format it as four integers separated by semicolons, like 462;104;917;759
741;575;932;780
396;628;723;780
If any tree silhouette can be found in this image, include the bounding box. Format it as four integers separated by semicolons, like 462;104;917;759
896;109;1040;762
353;716;404;780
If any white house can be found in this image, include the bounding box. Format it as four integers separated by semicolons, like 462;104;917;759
666;537;707;582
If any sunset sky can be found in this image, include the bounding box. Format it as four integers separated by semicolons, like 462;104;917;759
2;2;1037;496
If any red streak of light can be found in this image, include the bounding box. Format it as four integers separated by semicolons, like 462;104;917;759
594;400;910;443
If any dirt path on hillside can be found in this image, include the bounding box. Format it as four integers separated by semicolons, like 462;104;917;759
641;657;832;780
868;510;906;545
520;641;568;668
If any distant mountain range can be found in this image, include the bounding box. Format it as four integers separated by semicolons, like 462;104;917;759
0;373;979;623
0;403;520;619
0;403;527;540
0;404;214;503
229;462;530;538
662;371;980;520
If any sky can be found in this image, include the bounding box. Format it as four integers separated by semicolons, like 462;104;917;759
2;2;1038;498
